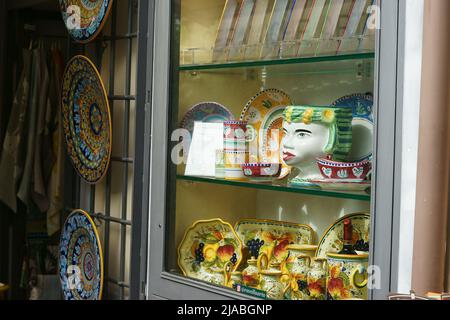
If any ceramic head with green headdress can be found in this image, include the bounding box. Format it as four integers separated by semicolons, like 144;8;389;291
281;105;353;185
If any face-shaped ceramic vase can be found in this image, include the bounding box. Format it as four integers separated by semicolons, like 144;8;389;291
282;106;353;186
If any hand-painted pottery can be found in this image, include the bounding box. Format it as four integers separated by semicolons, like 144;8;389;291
181;102;234;136
317;157;372;181
223;121;247;152
307;258;328;300
326;253;369;300
242;258;260;288
288;255;311;300
178;219;243;281
197;261;232;287
259;270;286;300
332;94;374;162
307;179;371;192
316;213;370;259
229;271;242;289
242;163;281;181
59;0;113;43
259;106;291;179
224;150;248;180
285;245;318;273
59;209;103;300
282;106;354;187
62;55;111;184
240;89;292;162
235;219;314;263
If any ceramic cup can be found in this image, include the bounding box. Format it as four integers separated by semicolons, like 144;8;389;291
224;121;248;152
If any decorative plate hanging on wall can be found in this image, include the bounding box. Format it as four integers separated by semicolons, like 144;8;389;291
62;55;111;184
59;0;114;43
59;209;103;300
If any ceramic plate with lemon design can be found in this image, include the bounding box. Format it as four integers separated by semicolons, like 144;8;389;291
234;219;314;263
178;219;243;280
240;89;292;163
316;213;371;258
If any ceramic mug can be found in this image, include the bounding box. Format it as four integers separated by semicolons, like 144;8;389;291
224;121;247;152
326;253;369;300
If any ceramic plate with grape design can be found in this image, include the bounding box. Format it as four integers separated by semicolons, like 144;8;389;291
316;213;371;258
180;102;234;135
240;89;292;161
59;209;103;300
234;219;314;263
59;0;113;43
62;55;111;184
178;219;243;280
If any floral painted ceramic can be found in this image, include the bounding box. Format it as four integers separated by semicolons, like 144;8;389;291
285;255;311;300
59;0;113;43
285;245;317;273
61;55;111;184
307;258;328;300
259;270;286;300
196;262;232;287
326;253;369;300
223;121;247;152
235;219;314;263
242;258;260;288
59;209;103;300
317;158;371;181
316;213;370;259
240;89;292;163
178;219;243;282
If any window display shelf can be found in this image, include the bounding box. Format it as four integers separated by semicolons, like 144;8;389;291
179;52;375;72
177;175;371;202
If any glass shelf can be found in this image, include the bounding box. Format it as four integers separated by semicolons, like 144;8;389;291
177;175;371;202
179;52;375;72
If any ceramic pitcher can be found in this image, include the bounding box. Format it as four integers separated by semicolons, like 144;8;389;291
259;270;286;300
326;253;369;300
285;245;318;273
307;258;327;300
203;261;232;287
286;255;311;300
242;258;260;288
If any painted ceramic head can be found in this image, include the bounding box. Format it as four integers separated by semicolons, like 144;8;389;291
282;106;353;167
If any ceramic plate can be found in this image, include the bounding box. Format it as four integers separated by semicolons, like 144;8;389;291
259;106;291;179
62;55;111;184
234;219;314;262
180;102;234;135
316;213;370;258
59;209;103;300
59;0;114;43
332;94;374;161
308;179;371;192
240;89;292;167
178;219;243;279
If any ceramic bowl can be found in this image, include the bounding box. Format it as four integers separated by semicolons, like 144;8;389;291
242;163;282;180
317;158;371;181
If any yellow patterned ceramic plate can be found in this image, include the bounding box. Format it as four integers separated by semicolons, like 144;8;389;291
316;213;371;258
234;219;314;262
62;55;112;184
240;89;292;163
178;219;243;280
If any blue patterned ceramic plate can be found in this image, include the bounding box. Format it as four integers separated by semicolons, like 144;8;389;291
60;210;103;300
62;55;111;184
59;0;113;43
180;102;234;135
332;94;374;122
